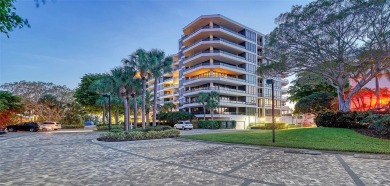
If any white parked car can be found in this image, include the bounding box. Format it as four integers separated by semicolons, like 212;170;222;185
174;121;193;130
41;121;61;130
41;125;54;132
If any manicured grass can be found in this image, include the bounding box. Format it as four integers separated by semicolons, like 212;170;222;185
182;128;390;154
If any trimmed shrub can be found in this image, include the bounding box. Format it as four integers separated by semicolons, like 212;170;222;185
97;129;180;142
96;124;124;131
315;111;371;128
198;120;221;129
61;124;84;129
368;115;390;134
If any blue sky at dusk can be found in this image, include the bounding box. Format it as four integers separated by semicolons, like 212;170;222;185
1;0;312;89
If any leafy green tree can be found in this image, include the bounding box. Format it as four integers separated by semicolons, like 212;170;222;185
196;92;209;120
1;0;29;37
258;0;390;112
0;91;23;127
149;49;173;126
159;111;193;126
288;72;337;102
61;101;86;128
74;73;107;112
294;92;334;116
206;91;219;120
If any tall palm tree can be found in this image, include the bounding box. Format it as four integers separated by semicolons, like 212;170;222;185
144;90;153;126
206;91;220;120
123;48;151;130
149;49;173;126
375;70;390;108
110;66;138;131
196;92;209;120
111;96;122;125
89;74;113;124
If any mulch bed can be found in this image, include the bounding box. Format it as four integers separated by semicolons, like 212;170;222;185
354;129;390;140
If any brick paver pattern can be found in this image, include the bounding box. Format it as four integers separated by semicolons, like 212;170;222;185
0;131;389;185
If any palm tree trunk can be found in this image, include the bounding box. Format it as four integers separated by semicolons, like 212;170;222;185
115;104;119;125
375;76;381;108
123;97;129;132
142;78;146;129
211;109;213;120
132;95;137;129
203;105;206;120
152;77;158;126
102;105;106;124
146;110;150;126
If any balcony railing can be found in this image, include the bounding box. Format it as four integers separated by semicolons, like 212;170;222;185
185;86;246;94
184;99;255;106
163;78;173;82
182;37;245;51
191;111;246;115
183;61;246;73
184;74;247;84
183;50;245;63
182;25;246;40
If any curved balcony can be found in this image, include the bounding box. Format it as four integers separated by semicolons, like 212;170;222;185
183;100;256;108
182;38;246;55
183;62;247;76
183;50;247;66
183;74;254;86
184;86;254;97
182;25;247;43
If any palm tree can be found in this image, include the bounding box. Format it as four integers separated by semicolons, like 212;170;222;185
149;49;173;127
111;96;122;125
375;70;390;108
144;90;153;126
123;48;151;130
110;66;138;131
196;92;209;120
89;74;113;124
206;91;220;120
162;102;176;125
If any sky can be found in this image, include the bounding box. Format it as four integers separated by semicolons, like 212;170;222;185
0;0;313;89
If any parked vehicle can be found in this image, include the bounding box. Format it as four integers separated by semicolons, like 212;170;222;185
0;127;7;135
41;121;61;130
7;122;40;132
174;121;193;130
41;125;54;132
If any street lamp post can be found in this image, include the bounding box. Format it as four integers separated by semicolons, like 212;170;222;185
102;94;111;132
266;79;275;143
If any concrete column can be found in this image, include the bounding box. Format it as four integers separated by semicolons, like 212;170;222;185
209;21;213;27
210;58;213;65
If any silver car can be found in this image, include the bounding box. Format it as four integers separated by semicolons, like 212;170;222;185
41;122;61;130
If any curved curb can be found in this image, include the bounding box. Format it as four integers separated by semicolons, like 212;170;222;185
177;138;390;159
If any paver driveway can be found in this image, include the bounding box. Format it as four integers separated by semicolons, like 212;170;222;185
0;131;389;185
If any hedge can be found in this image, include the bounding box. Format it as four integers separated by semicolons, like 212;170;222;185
97;124;173;132
61;124;85;129
315;111;370;129
97;129;180;142
198;120;221;129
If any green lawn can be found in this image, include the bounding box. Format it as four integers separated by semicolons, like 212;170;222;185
182;128;390;154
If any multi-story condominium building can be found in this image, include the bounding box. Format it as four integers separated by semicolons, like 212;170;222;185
149;14;289;129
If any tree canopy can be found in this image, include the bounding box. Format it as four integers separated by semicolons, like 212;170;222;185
259;0;390;111
294;91;334;115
